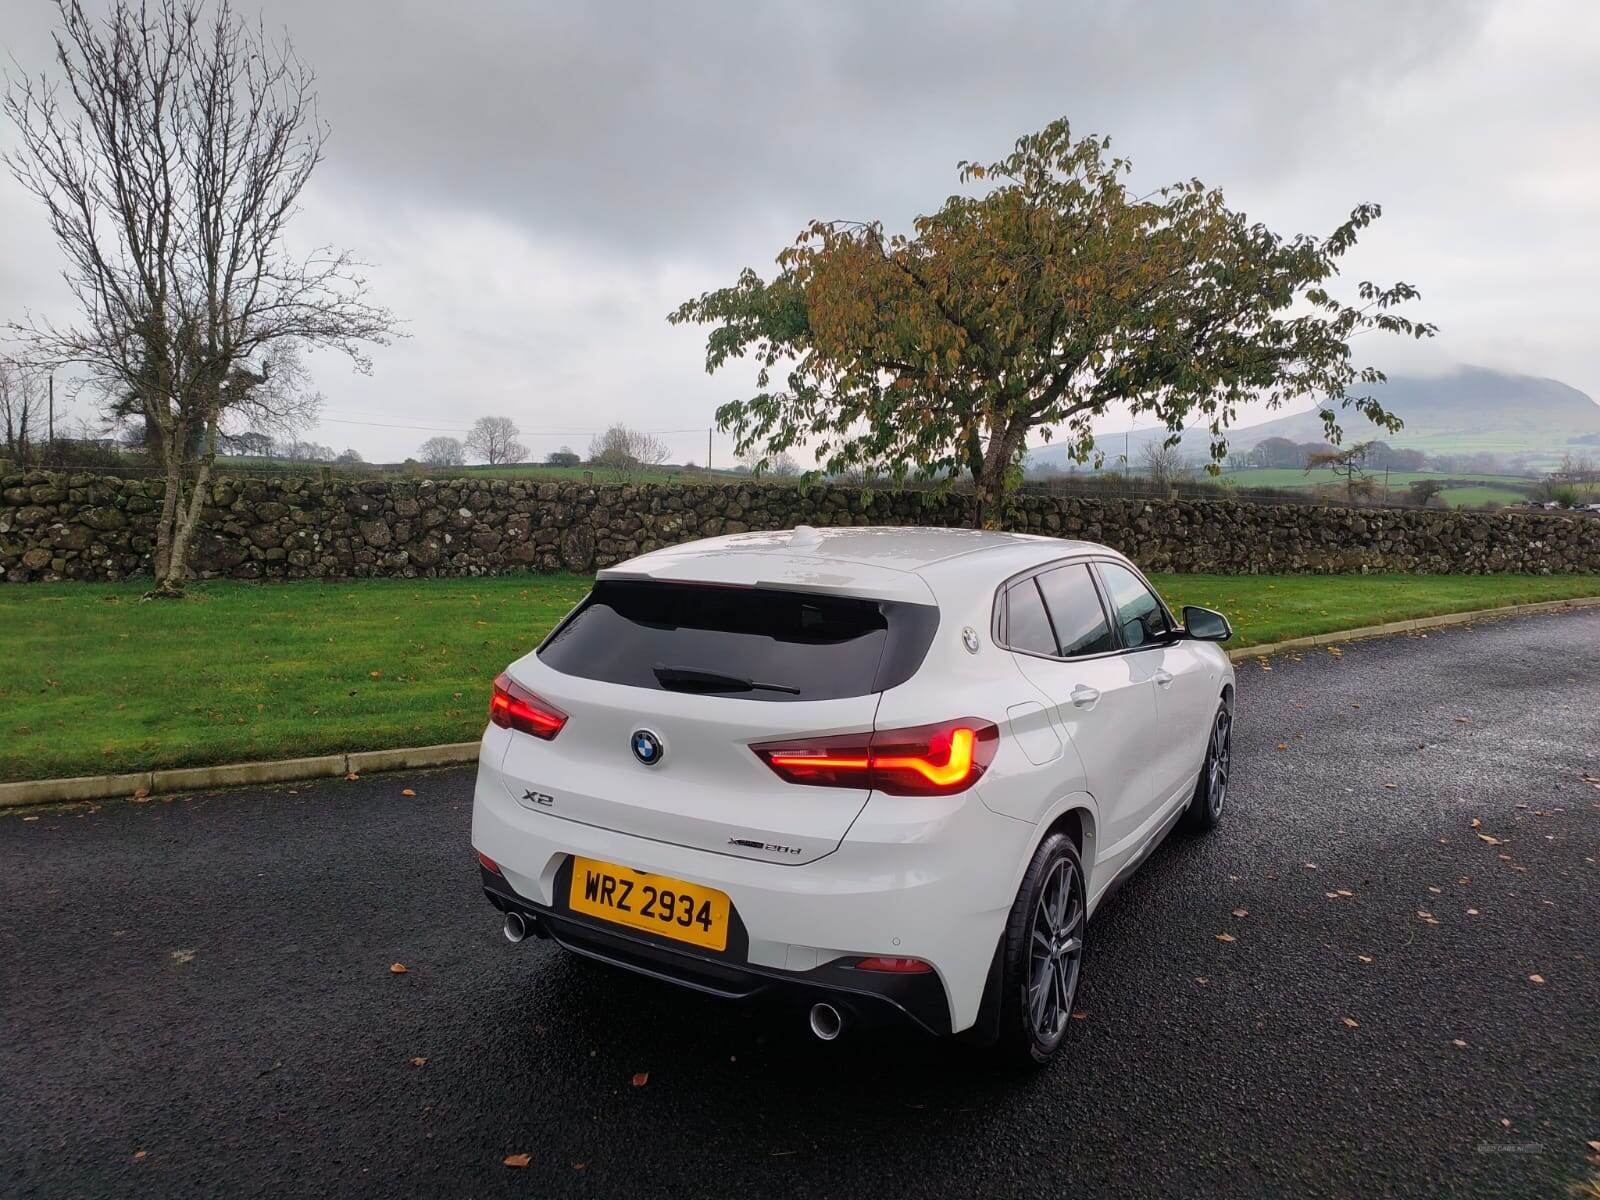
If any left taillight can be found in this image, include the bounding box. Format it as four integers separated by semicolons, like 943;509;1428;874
489;672;567;740
752;718;998;796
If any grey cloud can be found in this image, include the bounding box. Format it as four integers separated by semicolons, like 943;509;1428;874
3;0;1595;464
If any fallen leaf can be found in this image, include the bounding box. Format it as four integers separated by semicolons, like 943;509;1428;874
1452;1039;1467;1048
1587;1140;1600;1153
345;772;360;782
410;1057;428;1067
169;948;195;964
1470;817;1481;829
132;1150;147;1161
1215;932;1236;943
1071;1010;1089;1020
1454;716;1471;724
389;962;409;974
1194;976;1209;985
1325;891;1341;899
503;1153;531;1169
369;670;384;679
1304;862;1318;870
1476;833;1502;845
401;789;416;797
572;1162;587;1171
1466;908;1479;915
1528;974;1545;985
1428;886;1442;894
1357;954;1373;963
132;787;150;803
1341;1017;1359;1028
1336;889;1353;897
1383;783;1398;790
1276;743;1288;751
632;1071;649;1087
1231;908;1249;918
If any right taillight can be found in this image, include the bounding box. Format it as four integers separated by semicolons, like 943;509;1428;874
752;719;998;796
489;672;567;740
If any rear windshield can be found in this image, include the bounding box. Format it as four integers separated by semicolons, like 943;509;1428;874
538;581;938;701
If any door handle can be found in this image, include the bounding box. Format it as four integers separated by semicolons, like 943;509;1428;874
1070;685;1101;709
1154;670;1174;688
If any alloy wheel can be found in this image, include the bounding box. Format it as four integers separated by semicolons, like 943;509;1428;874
1027;857;1084;1043
1208;707;1232;817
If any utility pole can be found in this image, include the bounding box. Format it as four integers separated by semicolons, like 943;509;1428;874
707;427;712;472
48;374;55;445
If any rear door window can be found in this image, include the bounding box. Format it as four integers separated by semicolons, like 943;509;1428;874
538;581;936;701
1036;564;1114;657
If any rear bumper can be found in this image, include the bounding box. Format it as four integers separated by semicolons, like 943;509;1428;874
481;863;952;1035
471;732;1038;1033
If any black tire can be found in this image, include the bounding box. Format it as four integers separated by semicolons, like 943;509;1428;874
995;831;1086;1065
1182;701;1232;834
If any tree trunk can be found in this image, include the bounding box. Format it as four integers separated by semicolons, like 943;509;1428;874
154;411;219;597
971;419;1025;531
150;419;184;586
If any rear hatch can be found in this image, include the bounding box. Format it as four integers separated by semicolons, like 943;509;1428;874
498;578;938;864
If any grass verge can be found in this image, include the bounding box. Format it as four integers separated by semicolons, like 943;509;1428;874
3;571;1597;783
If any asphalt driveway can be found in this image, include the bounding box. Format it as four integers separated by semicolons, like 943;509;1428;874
2;608;1597;1198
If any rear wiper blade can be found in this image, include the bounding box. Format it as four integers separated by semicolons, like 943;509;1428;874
652;663;801;695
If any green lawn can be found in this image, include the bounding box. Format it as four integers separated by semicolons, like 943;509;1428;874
1153;573;1598;650
3;571;1597;783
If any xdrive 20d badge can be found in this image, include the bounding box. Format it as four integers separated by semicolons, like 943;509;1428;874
473;526;1235;1063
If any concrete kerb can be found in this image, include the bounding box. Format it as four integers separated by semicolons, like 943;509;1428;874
4;598;1597;812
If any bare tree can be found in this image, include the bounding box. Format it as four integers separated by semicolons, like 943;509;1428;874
739;446;800;477
588;423;668;480
465;416;527;466
275;438;334;462
4;0;396;595
418;435;465;467
1305;440;1378;505
0;358;45;463
1137;440;1191;493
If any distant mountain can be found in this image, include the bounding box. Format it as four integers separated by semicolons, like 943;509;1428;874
1028;367;1600;472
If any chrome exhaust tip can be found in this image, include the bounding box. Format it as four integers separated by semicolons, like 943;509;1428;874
808;1001;843;1042
503;912;529;944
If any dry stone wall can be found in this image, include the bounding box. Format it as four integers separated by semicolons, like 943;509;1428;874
2;468;1598;583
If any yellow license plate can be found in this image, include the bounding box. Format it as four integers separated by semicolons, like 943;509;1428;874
568;857;732;952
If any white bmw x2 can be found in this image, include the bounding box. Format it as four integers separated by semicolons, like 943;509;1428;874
472;526;1235;1063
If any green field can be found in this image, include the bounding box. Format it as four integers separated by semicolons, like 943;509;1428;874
3;571;1597;784
1215;467;1536;509
1439;486;1531;508
1218;468;1532;490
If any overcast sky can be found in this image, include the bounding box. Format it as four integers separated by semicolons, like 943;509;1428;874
3;0;1597;464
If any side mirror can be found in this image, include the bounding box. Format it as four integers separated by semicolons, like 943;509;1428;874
1182;605;1232;642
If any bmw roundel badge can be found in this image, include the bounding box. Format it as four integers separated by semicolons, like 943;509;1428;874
631;729;664;766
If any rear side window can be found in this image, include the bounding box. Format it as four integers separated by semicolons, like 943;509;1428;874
1097;562;1170;649
1001;579;1057;656
538;581;937;701
1036;564;1113;657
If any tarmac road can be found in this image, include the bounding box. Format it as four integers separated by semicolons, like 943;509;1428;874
2;608;1597;1198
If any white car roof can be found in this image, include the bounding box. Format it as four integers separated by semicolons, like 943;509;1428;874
598;525;1113;604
